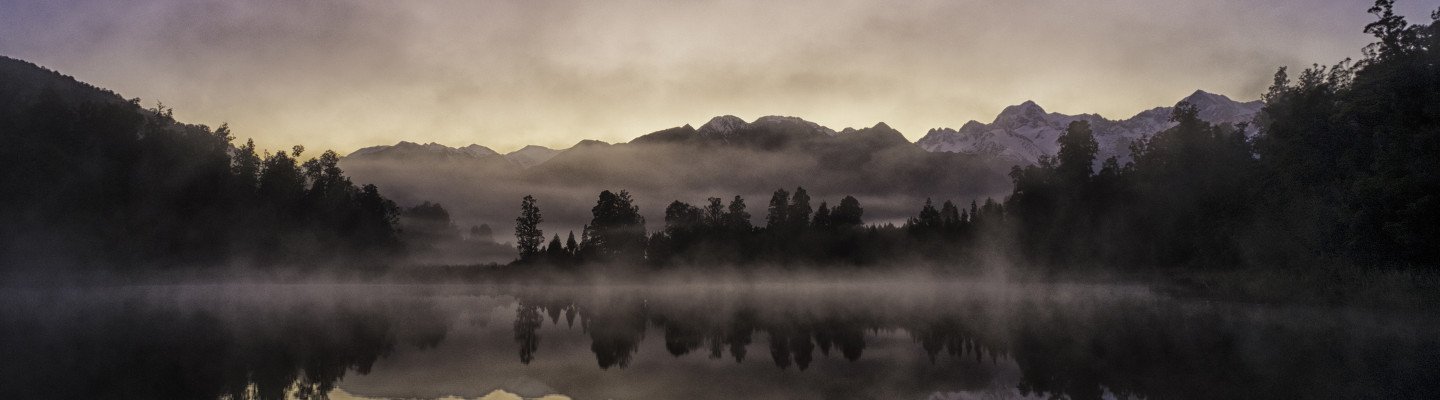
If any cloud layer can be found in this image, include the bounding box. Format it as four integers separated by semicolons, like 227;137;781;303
1;0;1429;154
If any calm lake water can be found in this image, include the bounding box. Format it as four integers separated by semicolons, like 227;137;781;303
0;281;1435;400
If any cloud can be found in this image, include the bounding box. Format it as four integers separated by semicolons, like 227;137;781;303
0;0;1424;155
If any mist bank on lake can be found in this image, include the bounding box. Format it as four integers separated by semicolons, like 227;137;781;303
389;6;1440;276
3;283;1436;400
1;4;1436;282
339;123;1016;237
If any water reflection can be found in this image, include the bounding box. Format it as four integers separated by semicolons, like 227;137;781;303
0;286;450;400
506;284;1440;400
0;283;1435;400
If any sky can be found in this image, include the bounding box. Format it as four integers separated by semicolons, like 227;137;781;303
1;0;1433;154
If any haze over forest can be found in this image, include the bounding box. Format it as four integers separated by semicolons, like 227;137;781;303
2;1;1439;400
0;0;1437;274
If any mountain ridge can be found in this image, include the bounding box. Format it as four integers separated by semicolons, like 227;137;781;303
350;90;1260;170
916;90;1262;164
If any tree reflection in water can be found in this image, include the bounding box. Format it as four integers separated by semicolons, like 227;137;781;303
1;284;1437;400
0;288;449;400
508;286;1440;400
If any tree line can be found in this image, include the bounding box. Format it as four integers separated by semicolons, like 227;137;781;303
0;86;405;271
1005;1;1438;270
512;186;1006;267
512;2;1438;271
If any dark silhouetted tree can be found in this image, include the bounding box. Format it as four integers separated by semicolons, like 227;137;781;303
788;187;813;229
941;200;961;231
812;202;832;230
703;197;725;228
546;234;565;259
233;138;261;191
665;201;704;237
765;189;790;230
909;198;943;234
583;190;646;262
725;196;752;232
515;195;544;261
565;231;578;256
832;196;864;228
1056;120;1099;184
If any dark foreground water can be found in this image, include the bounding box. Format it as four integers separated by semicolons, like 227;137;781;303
0;281;1435;400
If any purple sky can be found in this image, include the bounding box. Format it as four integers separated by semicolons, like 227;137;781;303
1;0;1433;154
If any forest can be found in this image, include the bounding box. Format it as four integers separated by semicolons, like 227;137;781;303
0;66;405;273
508;3;1438;272
0;1;1435;278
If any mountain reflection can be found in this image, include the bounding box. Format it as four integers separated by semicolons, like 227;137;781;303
1;284;1436;400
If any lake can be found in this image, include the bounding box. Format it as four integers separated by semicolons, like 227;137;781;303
1;281;1434;399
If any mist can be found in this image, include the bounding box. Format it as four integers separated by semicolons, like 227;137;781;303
5;280;1436;399
3;1;1440;399
341;131;1015;237
6;0;1430;154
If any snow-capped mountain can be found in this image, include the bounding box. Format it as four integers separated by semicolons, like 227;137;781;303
916;90;1263;164
747;115;838;137
346;140;586;169
696;115;748;139
632;114;842;149
349;90;1260;170
504;145;561;168
689;114;840;142
347;141;500;160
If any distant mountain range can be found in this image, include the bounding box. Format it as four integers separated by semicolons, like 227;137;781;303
0;54;1264;234
338;92;1262;231
916;90;1262;164
348;90;1261;168
348;141;565;168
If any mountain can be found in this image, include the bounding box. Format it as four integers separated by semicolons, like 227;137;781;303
1;56;407;269
338;93;1260;234
916;90;1262;164
348;141;499;161
504;145;561;168
343;115;1015;236
345;141;562;168
0;56;131;117
632;115;839;149
349;90;1257;172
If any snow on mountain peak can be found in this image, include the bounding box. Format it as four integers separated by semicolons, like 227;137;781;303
1181;90;1231;107
698;115;747;136
993;100;1051;127
752;115;838;136
1001;100;1045;115
346;141;502;162
917;90;1263;166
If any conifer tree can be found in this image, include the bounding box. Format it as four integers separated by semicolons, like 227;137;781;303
788;187;813;229
766;189;790;230
515;195;544;261
812;202;832;230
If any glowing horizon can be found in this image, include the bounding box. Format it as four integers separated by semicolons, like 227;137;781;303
2;0;1432;154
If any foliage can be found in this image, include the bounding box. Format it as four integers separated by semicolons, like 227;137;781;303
514;195;544;261
580;190;647;263
0;71;404;270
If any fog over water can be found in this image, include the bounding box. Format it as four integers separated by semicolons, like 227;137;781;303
2;2;1439;399
340;135;1016;238
3;280;1435;400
